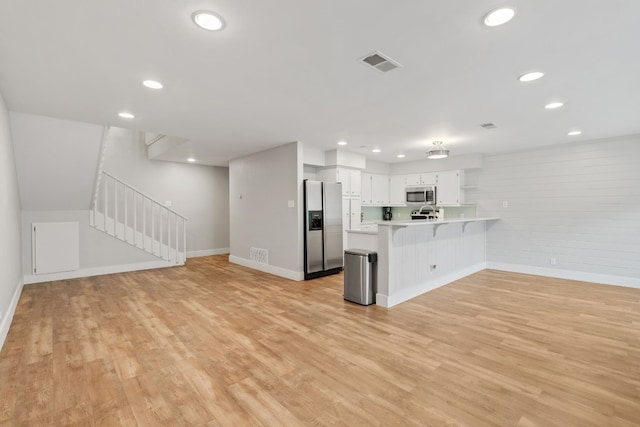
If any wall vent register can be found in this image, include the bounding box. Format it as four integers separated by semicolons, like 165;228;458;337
250;247;269;264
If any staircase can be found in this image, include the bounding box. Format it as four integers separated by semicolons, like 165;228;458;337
88;127;187;265
90;171;188;264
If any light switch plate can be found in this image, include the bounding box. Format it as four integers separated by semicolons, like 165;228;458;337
502;201;509;208
288;200;295;208
164;201;172;207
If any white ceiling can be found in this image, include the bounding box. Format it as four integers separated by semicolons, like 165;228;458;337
1;0;639;166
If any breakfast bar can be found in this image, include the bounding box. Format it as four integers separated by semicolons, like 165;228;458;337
347;218;498;307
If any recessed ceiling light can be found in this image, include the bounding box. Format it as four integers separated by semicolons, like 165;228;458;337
187;158;196;162
337;141;347;146
118;112;135;119
568;130;582;136
192;11;225;31
518;71;545;82
483;8;515;27
396;154;405;158
143;80;163;89
545;102;564;109
372;148;381;153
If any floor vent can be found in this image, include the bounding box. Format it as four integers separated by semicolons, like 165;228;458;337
480;122;497;129
250;247;269;264
360;51;402;73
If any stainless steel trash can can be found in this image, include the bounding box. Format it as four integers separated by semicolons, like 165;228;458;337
344;249;377;305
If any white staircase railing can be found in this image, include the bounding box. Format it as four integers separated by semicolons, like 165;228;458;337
90;171;187;265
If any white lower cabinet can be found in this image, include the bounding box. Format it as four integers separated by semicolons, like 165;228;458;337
376;220;489;307
342;197;361;249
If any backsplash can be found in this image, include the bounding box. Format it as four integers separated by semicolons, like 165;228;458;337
392;206;477;220
361;206;383;221
361;205;477;222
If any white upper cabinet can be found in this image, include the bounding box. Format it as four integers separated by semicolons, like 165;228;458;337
348;169;361;197
338;167;361;197
324;167;470;207
436;170;462;206
404;173;437;186
361;173;373;204
421;173;437;185
318;167;361;197
371;174;390;205
404;174;421;186
361;174;391;205
390;175;406;205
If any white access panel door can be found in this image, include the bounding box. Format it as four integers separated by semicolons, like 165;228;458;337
32;222;80;275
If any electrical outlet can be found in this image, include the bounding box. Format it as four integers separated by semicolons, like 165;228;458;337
550;258;557;265
502;201;509;208
287;200;294;208
164;200;172;207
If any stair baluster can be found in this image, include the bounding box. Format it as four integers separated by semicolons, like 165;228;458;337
89;170;187;265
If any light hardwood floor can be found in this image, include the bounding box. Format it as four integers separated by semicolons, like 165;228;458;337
1;255;639;426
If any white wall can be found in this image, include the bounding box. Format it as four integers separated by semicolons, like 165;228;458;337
390;152;483;174
472;135;640;286
11;112;104;210
102;127;230;256
14;119;229;284
364;159;391;175
302;145;325;166
303;164;318;181
0;93;23;348
22;210;158;277
325;149;366;169
229;142;303;279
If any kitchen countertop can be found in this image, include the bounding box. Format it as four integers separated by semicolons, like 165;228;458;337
346;228;378;235
376;217;499;227
346;217;498;234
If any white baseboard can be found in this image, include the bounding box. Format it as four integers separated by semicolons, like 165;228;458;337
187;248;229;258
487;262;640;289
23;259;181;285
0;277;24;352
375;293;389;307
228;255;304;281
378;263;487;308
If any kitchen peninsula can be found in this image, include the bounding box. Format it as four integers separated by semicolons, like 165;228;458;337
346;218;498;307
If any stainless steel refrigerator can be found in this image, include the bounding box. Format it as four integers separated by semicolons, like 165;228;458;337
304;180;343;279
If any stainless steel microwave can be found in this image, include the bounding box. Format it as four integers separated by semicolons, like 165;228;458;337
405;186;436;205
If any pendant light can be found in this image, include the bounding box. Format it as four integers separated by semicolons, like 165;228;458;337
427;141;449;159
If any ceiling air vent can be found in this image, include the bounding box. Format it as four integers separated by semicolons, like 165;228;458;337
480;122;497;129
360;51;402;73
